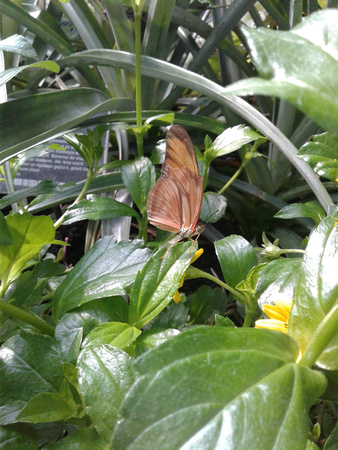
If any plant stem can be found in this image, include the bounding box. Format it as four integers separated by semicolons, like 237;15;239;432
218;153;252;196
299;303;338;368
243;306;256;328
54;168;94;229
185;267;248;303
134;4;143;157
0;299;55;337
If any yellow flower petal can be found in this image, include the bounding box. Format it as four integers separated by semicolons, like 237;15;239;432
255;318;288;333
191;248;204;264
173;290;181;303
262;304;289;322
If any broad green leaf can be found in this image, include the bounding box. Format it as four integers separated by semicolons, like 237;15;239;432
134;329;180;356
0;61;59;88
128;242;196;329
0;34;38;58
0;181;61;210
298;132;338;182
53;237;151;319
187;286;228;325
55;297;129;346
289;215;338;369
274;201;326;225
204;125;263;164
200;192;227;223
214;235;257;288
0;90;133;164
114;327;326;449
61;194;140;225
148;301;188;330
255;259;302;307
83;322;141;351
17;380;80;423
78;345;139;446
0;211;12;245
0;332;64;425
44;425;108;450
3;259;65;308
0;424;38;449
0;213;55;289
121;157;156;212
222;13;338;134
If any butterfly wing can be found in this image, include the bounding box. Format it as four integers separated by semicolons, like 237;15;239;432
163;124;199;174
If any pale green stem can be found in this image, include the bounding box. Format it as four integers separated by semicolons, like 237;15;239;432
299;303;338;368
134;5;143;157
218;153;252;196
0;299;55;337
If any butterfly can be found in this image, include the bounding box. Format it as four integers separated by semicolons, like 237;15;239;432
147;124;205;240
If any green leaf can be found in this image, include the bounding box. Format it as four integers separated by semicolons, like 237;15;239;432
114;327;326;449
121;157;156;212
44;425;108;449
0;181;61;211
17;380;79;423
0;34;38;58
187;286;228;325
53;237;151;319
0;213;55;289
215;314;235;327
0;61;59;88
214;235;257;288
298;132;338;182
134;329;180;356
0;332;64;425
83;322;141;351
289;214;338;369
200;192;227;223
0;211;12;245
204;125;263;165
78;345;139;445
0;424;38;449
275;201;326;225
61;194;140;225
128;242;196;329
222;12;338;134
148;301;188;330
255;259;302;307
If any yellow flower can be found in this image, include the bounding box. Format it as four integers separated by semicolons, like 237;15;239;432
173;249;204;303
255;296;293;333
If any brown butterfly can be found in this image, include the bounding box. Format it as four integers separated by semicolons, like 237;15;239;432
147;124;205;240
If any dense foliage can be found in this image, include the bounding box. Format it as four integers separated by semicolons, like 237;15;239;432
0;1;337;448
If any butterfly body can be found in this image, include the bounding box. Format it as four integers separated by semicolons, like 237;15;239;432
147;125;205;240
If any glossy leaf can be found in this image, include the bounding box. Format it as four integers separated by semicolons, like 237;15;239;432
128;242;196;329
53;237;151;319
0;34;38;58
148;301;188;331
121;157;156;212
78;345;139;445
204;125;263;165
289;215;338;369
134;329;180;356
0;61;59;88
0;181;61;210
0;332;64;425
0;213;55;288
200;192;227;223
82;322;141;350
45;425;108;449
255;259;302;308
222;11;338;134
0;211;12;245
274;201;326;225
298;132;338;182
0;424;38;449
215;235;257;288
61;193;140;225
188;286;228;325
114;327;326;449
17;380;80;423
